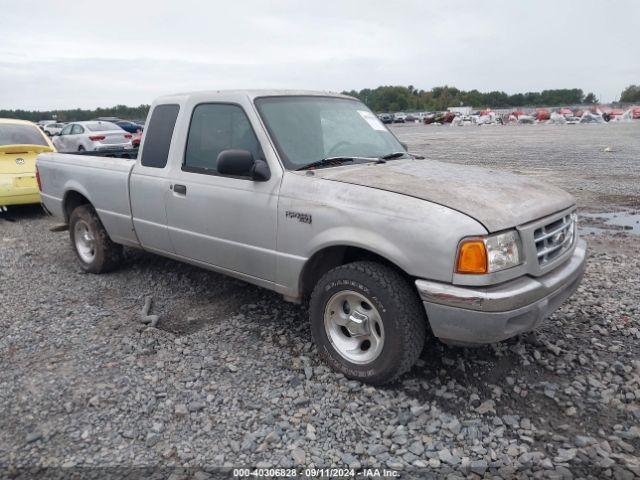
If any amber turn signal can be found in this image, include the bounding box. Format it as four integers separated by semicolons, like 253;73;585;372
456;239;488;274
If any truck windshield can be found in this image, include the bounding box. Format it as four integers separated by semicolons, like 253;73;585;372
255;96;407;170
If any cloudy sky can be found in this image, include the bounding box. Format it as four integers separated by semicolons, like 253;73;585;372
1;0;638;110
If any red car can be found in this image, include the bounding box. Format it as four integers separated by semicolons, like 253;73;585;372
535;108;550;121
596;105;612;114
609;108;626;120
132;131;143;148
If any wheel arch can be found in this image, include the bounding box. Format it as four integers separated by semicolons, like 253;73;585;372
298;244;414;300
62;189;93;224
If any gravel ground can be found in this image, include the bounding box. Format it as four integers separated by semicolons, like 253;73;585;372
393;122;640;212
1;124;640;479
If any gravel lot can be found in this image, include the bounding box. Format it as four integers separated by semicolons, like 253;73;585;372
394;122;640;212
1;123;639;479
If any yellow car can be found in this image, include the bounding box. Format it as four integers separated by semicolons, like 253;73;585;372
0;118;56;208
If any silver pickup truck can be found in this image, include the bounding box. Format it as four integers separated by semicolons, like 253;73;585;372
37;90;586;384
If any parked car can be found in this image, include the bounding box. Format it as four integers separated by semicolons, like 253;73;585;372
0;119;55;208
43;122;66;136
131;130;143;148
36;90;586;385
393;112;406;123
378;113;393;124
95;117;122;123
432;111;455;124
52;121;133;152
423;113;437;124
37;120;56;129
580;112;605;124
608;108;626;121
535;109;551;121
115;120;143;134
557;107;574;117
518;115;536;124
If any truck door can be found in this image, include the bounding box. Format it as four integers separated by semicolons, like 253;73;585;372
129;104;180;253
164;102;279;282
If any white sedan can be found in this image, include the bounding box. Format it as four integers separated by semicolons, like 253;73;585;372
43;122;66;136
52;121;133;153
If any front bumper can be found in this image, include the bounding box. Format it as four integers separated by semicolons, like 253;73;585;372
416;239;587;344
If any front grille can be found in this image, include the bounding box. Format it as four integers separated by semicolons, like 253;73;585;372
533;213;576;266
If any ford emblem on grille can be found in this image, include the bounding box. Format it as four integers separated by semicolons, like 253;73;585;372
15;158;25;165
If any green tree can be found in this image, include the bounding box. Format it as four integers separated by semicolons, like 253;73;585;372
583;92;598;104
620;85;640;103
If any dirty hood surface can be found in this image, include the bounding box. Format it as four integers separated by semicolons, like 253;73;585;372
312;159;575;232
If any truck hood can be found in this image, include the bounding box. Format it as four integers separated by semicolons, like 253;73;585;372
311;159;575;232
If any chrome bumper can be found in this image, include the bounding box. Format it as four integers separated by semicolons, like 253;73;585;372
416;239;587;344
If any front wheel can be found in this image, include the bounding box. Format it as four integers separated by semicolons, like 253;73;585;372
69;205;123;273
309;261;426;385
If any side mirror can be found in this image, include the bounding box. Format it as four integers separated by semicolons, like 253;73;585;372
217;149;270;181
252;159;271;181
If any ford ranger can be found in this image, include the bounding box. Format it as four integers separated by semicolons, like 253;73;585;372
36;90;586;384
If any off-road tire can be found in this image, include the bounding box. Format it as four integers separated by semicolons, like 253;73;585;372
69;205;122;273
309;261;427;385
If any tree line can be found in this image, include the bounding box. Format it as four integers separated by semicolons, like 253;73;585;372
341;86;602;112
0;104;150;123
0;85;638;120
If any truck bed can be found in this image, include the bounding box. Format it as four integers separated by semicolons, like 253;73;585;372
37;153;139;246
69;148;139;159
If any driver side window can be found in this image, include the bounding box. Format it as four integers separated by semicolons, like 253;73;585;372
183;103;260;175
60;124;73;136
71;124;84;135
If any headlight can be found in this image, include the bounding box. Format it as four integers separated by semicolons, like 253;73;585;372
456;230;522;274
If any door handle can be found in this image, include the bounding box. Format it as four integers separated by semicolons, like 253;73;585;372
173;184;187;195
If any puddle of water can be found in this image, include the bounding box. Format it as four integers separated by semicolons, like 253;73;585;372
579;210;640;235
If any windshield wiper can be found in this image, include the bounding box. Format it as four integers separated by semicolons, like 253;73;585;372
296;156;375;171
379;151;408;160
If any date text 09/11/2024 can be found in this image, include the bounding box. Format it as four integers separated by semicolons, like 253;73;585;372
232;467;400;477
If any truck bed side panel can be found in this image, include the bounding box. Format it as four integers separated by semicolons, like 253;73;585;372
37;153;139;247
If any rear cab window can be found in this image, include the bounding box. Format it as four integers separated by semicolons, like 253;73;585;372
140;104;180;168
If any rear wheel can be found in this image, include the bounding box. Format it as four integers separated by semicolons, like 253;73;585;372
69;205;122;273
78;145;85;152
309;261;426;385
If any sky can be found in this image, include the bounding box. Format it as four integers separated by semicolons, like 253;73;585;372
1;0;638;110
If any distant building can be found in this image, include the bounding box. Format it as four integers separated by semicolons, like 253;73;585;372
448;106;472;115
